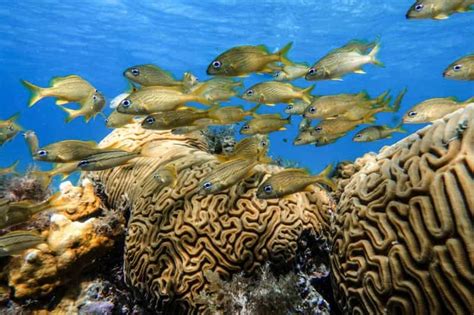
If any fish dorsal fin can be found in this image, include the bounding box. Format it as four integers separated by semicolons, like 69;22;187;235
50;75;83;85
255;44;270;53
285;168;309;175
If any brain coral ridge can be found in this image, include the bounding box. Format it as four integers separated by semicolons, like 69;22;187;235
331;104;474;314
90;123;335;313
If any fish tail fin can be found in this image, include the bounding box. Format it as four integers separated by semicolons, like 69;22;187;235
4;160;20;175
376;90;391;105
6;112;20;123
21;80;45;107
59;106;80;123
464;96;474;104
302;85;315;103
249;103;262;113
312;164;336;191
390;88;407;113
394;122;407;134
189;84;215;106
276;42;294;66
369;42;384;67
30;170;53;189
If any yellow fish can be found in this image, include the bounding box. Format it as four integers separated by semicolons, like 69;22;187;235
242;81;314;105
406;0;473;20
31;162;79;188
60;90;106;123
116;85;213;115
123;64;182;87
206;42;292;76
273;63;310;81
21;75;96;107
257;164;335;199
141;108;209;130
207;104;260;124
0;192;62;229
33;140;118;163
313;116;374;137
78;151;139;171
198;158;258;195
443;55;474;81
353;124;406;142
303;91;390;120
106;110;136;129
219;135;270;162
403;97;473;123
305;40;383;81
240;114;291;135
0;113;20;129
0;230;44;257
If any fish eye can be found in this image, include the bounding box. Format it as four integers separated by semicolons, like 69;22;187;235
408;111;417;117
287;105;293;110
308;68;317;75
78;160;89;167
37;150;48;157
130;68;140;76
414;3;424;11
7;125;14;131
246;89;254;96
260;140;267;146
314;126;322;132
309;107;316;113
145;116;155;124
202;181;213;190
273;72;280;78
355;134;362;138
453;64;462;71
263;185;273;194
212;61;222;69
92;94;98;101
242;125;250;130
121;99;132;108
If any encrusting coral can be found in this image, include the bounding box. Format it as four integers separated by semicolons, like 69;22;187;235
331;104;474;314
2;180;125;301
88;123;335;313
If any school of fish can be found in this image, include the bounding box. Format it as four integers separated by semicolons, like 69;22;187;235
0;2;473;257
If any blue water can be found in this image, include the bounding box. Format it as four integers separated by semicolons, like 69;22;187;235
1;1;473;175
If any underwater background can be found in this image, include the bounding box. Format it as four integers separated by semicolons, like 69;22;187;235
0;0;473;172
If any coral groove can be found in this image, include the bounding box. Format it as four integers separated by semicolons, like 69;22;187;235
331;105;474;314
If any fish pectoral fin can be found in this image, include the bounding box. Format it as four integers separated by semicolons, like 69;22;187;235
354;69;366;74
433;13;449;19
331;77;343;81
279;127;287;131
55;99;69;105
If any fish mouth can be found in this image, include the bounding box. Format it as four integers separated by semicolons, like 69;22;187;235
442;71;450;77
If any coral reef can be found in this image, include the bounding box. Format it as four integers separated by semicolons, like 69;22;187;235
331;105;474;313
1;181;125;301
89;123;335;313
202;125;237;155
0;170;50;202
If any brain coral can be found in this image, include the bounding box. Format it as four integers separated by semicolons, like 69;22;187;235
332;105;474;314
90;124;334;313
